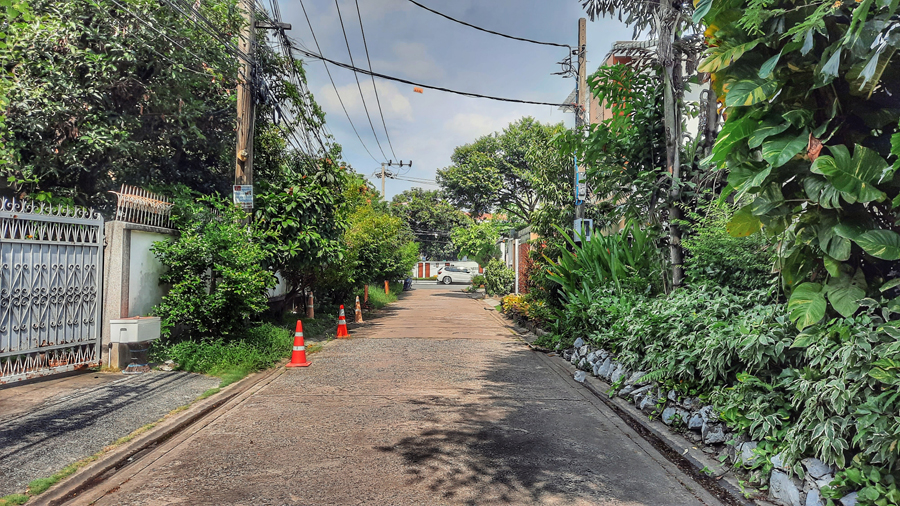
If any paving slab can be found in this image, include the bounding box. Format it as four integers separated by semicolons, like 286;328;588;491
69;288;723;506
0;370;219;496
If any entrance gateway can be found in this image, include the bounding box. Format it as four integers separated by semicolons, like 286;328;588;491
0;198;104;383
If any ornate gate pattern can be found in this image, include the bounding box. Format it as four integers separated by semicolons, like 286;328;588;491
0;198;104;383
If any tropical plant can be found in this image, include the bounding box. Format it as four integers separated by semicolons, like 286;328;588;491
698;0;900;329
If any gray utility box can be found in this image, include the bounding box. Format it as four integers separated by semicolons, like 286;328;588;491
108;317;161;370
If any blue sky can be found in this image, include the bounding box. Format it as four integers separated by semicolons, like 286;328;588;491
277;0;633;198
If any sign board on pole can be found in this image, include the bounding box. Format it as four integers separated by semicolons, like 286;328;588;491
573;218;593;242
233;185;253;210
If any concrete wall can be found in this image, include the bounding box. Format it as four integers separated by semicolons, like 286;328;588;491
102;221;176;363
128;230;171;317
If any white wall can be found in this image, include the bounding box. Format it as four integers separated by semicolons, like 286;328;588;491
128;230;171;317
268;272;289;299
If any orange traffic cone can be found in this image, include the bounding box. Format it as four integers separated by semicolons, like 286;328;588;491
355;296;364;323
336;305;350;338
286;320;311;367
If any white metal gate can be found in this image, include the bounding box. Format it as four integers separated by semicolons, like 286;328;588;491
0;198;104;383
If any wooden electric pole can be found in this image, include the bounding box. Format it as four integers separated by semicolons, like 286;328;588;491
235;0;256;207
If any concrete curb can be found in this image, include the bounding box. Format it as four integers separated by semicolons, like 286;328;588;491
32;365;286;506
485;306;763;506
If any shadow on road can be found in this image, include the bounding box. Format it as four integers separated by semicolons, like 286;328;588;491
369;345;699;506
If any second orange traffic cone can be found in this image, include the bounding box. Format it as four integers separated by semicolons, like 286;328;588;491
286;320;311;367
355;296;364;323
336;305;350;338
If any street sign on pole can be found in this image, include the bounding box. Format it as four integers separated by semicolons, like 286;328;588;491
233;185;253;210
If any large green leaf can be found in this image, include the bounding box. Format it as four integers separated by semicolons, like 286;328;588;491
699;39;763;73
789;282;827;330
803;176;842;209
826;268;867;318
710;115;759;165
692;0;713;23
750;184;785;216
818;225;851;261
727;205;763;237
762;130;809;168
810;144;888;203
725;79;780;107
748;118;790;149
855;229;900;260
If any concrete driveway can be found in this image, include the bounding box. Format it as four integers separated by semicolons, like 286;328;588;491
70;288;723;506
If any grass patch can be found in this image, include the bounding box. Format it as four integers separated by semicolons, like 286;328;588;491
0;494;29;506
153;322;293;386
198;387;221;400
361;282;402;310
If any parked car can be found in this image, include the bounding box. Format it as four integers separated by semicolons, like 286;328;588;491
435;265;476;285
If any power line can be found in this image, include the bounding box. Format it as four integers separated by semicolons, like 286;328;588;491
333;0;388;161
404;0;570;49
297;0;380;162
291;46;571;107
354;0;398;160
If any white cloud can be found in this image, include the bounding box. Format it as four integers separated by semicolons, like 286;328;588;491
319;80;413;123
372;42;446;81
445;112;518;140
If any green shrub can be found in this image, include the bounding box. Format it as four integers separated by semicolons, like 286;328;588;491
470;274;485;287
682;203;774;292
153;196;275;339
484;259;515;296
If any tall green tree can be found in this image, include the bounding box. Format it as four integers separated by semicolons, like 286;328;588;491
1;0;244;207
390;188;470;260
437;117;570;224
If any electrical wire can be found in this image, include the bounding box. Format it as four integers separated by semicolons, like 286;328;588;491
354;0;398;160
404;0;570;49
298;0;380;162
333;0;388;160
291;46;571;108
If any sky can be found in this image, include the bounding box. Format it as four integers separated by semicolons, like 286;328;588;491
276;0;634;199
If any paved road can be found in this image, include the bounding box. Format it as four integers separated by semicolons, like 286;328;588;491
0;371;219;497
72;288;723;506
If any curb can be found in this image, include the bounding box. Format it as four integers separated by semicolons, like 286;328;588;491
32;365;285;506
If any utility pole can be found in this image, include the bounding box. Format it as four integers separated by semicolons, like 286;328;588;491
234;0;256;211
574;18;588;238
378;160;412;200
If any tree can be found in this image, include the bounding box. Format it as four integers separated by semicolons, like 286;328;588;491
579;0;711;288
390;188;470;260
1;0;244;207
450;220;503;267
438;117;570;224
153;196;275;339
345;205;419;284
556;64;667;229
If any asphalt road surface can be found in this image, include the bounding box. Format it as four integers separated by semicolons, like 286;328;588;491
70;288;723;506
